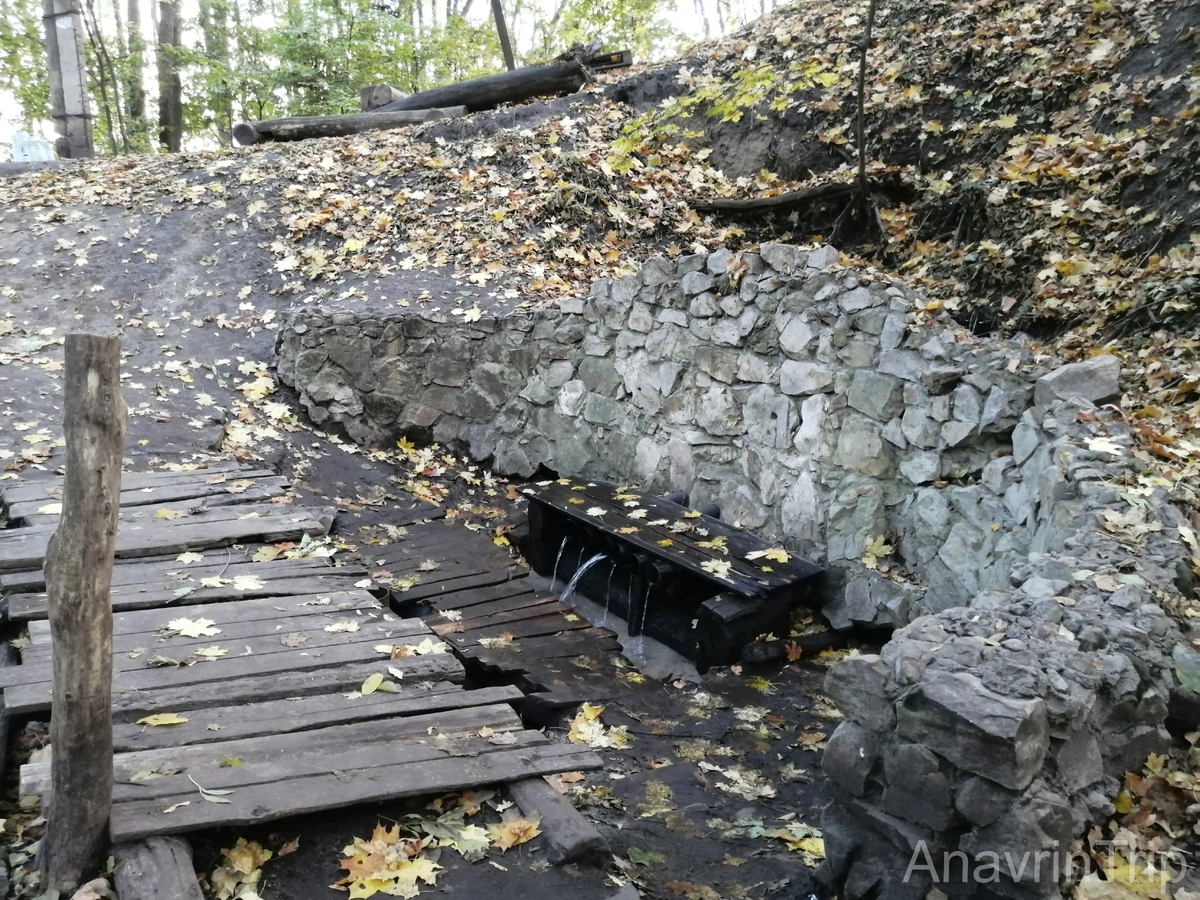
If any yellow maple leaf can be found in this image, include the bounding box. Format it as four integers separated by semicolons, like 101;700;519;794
154;507;185;519
487;813;542;850
137;712;188;726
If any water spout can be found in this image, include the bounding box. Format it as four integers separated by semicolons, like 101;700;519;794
559;552;607;606
599;560;617;626
551;537;569;591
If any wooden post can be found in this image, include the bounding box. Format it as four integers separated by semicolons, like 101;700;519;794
42;0;95;158
42;333;125;893
491;0;516;71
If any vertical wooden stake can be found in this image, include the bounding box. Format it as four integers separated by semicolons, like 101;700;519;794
491;0;516;72
42;333;125;893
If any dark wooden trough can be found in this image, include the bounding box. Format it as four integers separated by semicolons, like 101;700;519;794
523;479;823;671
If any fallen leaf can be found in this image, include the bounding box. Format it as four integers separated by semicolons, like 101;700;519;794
137;713;189;727
487;811;542;850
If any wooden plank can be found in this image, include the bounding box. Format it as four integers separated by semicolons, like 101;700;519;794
9;571;371;620
104;657;465;720
0;507;333;571
466;628;621;667
429;589;549;622
397;568;528;604
14;556;366;607
8;651;464;717
0;461;261;503
6;497;305;535
24;589;384;642
111;716;539;806
110;683;524;753
23;697;525;795
18;610;427;672
446;613;592;646
415;578;534;611
432;598;567;634
5;640;463;715
11;475;289;521
109;740;602;840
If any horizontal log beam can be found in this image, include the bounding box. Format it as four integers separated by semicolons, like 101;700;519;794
376;59;590;114
232;106;466;146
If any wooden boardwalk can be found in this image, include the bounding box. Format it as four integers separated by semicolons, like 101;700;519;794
0;464;602;843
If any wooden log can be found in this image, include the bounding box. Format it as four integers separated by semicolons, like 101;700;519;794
112;837;204;900
42;333;125;893
232;106;466;146
377;59;589;114
692;182;858;213
508;776;608;865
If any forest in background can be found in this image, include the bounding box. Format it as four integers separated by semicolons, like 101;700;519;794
0;0;770;154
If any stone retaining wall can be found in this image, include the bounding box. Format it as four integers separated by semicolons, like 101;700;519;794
276;245;1197;899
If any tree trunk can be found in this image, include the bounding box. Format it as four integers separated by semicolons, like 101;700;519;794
199;0;233;144
376;58;589;114
41;333;125;893
125;0;145;137
155;0;181;151
233;105;465;145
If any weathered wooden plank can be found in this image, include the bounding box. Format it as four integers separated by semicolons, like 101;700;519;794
4;499;309;537
18;610;425;672
414;578;533;611
111;683;524;753
103;656;464;719
9;571;371;620
5;640;463;715
509;776;608;865
3;550;356;598
447;613;592;646
0;507;334;571
11;475;289;522
397;568;527;604
0;461;258;504
109;740;602;840
429;589;547;622
23;589;383;643
432;598;566;634
110;719;540;807
24;699;523;795
465;628;621;667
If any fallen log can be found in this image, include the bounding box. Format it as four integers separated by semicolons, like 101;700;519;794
695;186;855;211
359;83;408;111
692;182;858;213
232;105;466;146
376;59;591;114
113;837;204;900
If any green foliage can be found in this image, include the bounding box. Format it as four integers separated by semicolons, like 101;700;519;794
0;0;51;126
530;0;672;63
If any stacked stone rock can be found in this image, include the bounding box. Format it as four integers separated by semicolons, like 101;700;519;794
277;245;1197;899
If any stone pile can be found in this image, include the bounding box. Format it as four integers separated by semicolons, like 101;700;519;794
276;245;1197;899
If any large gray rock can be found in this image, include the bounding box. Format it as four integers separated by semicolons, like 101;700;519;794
896;671;1050;790
847;371;903;421
780;360;833;395
882;743;956;830
823;721;881;796
1034;355;1120;407
825;654;895;731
